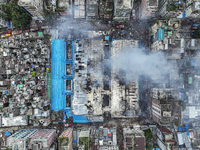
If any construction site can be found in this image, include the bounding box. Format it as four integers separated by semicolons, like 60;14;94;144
51;37;141;123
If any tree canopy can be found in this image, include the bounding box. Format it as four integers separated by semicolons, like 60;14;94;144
0;2;32;28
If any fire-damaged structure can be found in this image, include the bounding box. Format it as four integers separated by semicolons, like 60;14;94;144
51;38;140;123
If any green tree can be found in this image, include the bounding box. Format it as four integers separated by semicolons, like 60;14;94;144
0;2;32;28
144;129;153;138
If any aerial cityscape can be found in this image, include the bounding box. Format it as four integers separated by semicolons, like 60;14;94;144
0;0;200;149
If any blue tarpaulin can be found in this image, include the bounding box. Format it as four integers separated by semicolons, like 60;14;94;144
7;21;12;28
105;36;109;40
5;132;11;136
157;29;164;40
185;124;189;127
193;24;199;27
187;132;190;136
182;11;186;18
73;140;77;143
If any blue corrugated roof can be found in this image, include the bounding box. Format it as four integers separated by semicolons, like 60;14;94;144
73;115;90;123
157;29;164;40
51;39;66;111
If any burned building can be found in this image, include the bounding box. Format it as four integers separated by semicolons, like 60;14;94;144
51;38;140;122
151;88;182;126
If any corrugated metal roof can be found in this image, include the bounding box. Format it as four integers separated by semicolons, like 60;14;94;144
157;29;164;40
51;39;66;111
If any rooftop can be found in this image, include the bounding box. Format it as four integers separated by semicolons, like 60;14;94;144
29;129;55;139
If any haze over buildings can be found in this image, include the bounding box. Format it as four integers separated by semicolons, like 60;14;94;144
1;0;200;149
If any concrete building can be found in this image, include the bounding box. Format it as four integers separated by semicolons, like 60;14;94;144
58;128;73;150
185;0;200;18
99;0;114;20
110;40;140;118
28;129;56;150
139;0;158;19
157;127;178;150
0;131;11;149
150;19;183;52
151;88;182;126
18;0;44;20
78;129;90;150
113;0;133;22
7;129;37;150
183;106;200;119
177;132;192;149
86;0;98;20
123;127;145;150
74;0;86;18
1;116;28;127
51;38;140;122
158;0;186;18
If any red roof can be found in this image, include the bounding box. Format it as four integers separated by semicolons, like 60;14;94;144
159;128;173;135
108;133;111;137
135;137;145;150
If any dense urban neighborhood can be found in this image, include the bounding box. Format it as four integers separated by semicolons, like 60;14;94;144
0;0;200;150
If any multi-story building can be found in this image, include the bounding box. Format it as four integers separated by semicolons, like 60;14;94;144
7;129;37;150
99;0;114;20
86;0;98;20
123;127;145;150
78;129;90;150
185;0;200;18
150;19;183;52
158;0;186;18
28;129;56;150
110;40;140;118
157;127;178;150
0;0;10;27
113;0;133;22
18;0;44;20
58;128;73;150
139;0;158;19
51;38;140;122
74;0;86;18
151;88;182;126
